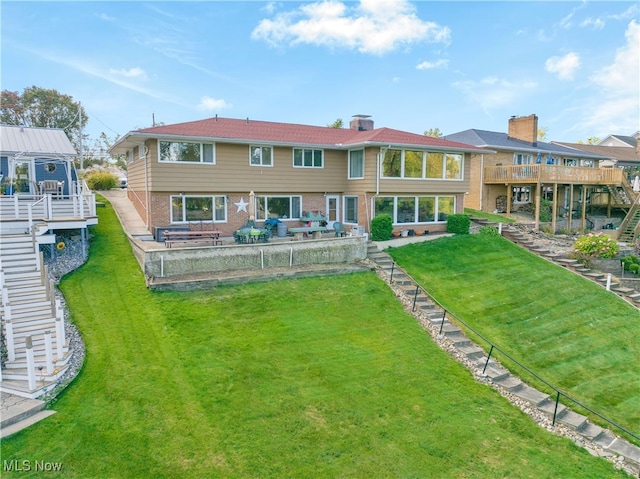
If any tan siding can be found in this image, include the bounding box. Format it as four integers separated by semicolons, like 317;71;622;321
146;142;349;193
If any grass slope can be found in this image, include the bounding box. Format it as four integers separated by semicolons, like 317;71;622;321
388;234;640;437
0;204;628;478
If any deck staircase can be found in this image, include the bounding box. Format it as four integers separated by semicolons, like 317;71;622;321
0;231;72;399
600;179;639;242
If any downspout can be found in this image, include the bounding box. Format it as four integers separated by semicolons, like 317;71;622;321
480;154;485;210
144;146;150;230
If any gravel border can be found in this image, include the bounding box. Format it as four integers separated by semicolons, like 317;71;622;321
39;234;88;404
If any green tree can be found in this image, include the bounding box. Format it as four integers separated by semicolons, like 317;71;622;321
424;127;443;138
1;86;88;157
86;132;126;170
328;118;344;128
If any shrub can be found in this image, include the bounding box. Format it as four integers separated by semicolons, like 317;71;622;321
446;214;470;235
84;171;119;190
630;264;640;275
621;255;639;271
370;214;393;241
540;225;553;234
479;225;500;236
573;232;619;259
535;199;553;222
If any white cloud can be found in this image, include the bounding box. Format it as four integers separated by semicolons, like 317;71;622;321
252;0;451;55
452;77;537;114
583;20;640;134
545;52;580;80
110;67;148;80
198;96;232;111
580;18;605;30
416;59;448;70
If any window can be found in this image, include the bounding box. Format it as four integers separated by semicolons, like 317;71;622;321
159;141;215;164
256;195;301;220
171;195;227;223
382;149;401;177
512;187;530;203
344;196;358;223
564;158;577;167
514;153;532;165
445;153;463;179
383;149;463;180
349;149;364;179
45;162;57;173
293;148;323;168
425;152;444;179
374;195;455;224
579;159;594;167
250;146;272;166
404;150;423;178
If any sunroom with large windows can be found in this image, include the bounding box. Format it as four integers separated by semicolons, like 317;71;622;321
374;195;455;224
381;149;463;180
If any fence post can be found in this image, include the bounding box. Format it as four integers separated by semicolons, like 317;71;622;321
482;345;495;376
552;391;561;426
437;310;447;337
26;336;36;391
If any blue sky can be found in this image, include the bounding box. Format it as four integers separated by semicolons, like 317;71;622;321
2;1;638;146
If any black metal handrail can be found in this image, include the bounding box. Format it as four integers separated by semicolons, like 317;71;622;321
389;260;639;443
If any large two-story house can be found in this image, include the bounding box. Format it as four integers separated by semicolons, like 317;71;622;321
445;114;638;239
109;115;490;238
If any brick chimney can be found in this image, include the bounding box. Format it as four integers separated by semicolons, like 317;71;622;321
508;114;538;144
350;114;374;131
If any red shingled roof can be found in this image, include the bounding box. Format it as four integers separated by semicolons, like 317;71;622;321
134;117;482;151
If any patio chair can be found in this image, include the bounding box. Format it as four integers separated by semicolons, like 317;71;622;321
334;222;347;237
43;180;63;198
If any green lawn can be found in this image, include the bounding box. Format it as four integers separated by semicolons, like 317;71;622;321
464;208;516;223
0;203;629;478
387;234;640;438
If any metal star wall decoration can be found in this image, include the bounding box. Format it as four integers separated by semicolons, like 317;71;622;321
235;197;249;213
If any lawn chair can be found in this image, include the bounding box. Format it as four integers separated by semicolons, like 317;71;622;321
334;222;347;237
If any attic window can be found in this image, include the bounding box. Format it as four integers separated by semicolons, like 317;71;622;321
45;162;57;173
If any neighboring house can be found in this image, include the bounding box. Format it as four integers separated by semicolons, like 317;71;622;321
598;132;640;148
0;124;98;242
444;114;639;238
109;115;490;237
1;125;78;197
0;125;97;399
552;140;640;180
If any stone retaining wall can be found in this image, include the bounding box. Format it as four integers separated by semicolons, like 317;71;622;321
142;236;368;280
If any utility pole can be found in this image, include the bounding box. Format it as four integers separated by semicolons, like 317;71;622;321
79;102;84;171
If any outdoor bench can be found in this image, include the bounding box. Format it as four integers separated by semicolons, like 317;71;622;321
164;230;222;248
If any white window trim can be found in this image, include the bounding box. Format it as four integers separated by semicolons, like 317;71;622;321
381;149;464;180
374;195;456;224
158;139;216;164
249;145;273;167
170;194;227;224
348;149;365;179
293;148;324;168
343;196;359;224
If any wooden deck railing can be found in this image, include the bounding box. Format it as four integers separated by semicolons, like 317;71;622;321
484;165;625;185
